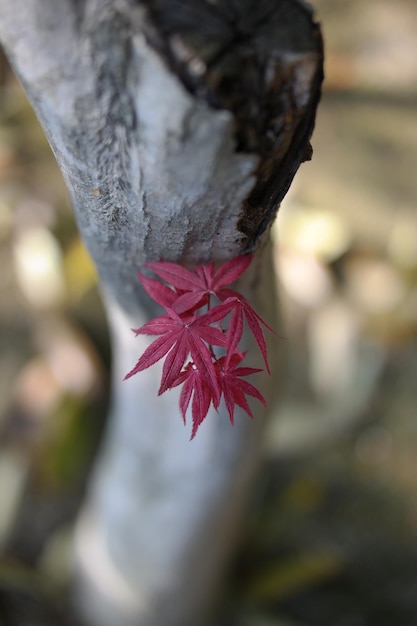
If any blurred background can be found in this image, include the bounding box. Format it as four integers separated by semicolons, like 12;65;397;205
0;0;417;624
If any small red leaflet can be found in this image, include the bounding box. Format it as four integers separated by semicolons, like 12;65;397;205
124;254;276;439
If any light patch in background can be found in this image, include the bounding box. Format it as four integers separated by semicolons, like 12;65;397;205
344;257;406;314
34;319;101;398
308;298;360;398
14;357;62;421
13;227;66;308
46;335;97;397
277;250;333;309
276;205;352;262
388;217;417;270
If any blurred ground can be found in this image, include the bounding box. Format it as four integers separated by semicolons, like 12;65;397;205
0;1;417;624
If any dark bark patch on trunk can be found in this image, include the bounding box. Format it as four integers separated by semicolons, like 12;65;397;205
141;0;324;250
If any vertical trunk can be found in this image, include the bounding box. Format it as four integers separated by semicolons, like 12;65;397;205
0;1;323;624
75;253;277;626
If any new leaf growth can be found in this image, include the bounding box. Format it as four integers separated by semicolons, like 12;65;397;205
125;255;275;438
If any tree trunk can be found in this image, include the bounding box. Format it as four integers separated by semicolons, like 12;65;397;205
0;1;323;625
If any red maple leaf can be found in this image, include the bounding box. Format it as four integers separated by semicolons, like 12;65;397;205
217;291;276;373
125;254;277;438
216;353;266;425
140;255;276;370
137;274;179;309
124;306;227;399
171;362;215;440
143;254;252;314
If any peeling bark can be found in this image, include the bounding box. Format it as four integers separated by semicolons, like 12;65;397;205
0;1;323;625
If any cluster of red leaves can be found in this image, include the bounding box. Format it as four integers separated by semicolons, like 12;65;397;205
124;254;275;438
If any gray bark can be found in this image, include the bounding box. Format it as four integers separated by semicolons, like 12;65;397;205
0;1;323;625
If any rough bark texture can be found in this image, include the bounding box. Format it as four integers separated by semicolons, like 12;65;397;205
0;1;323;625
